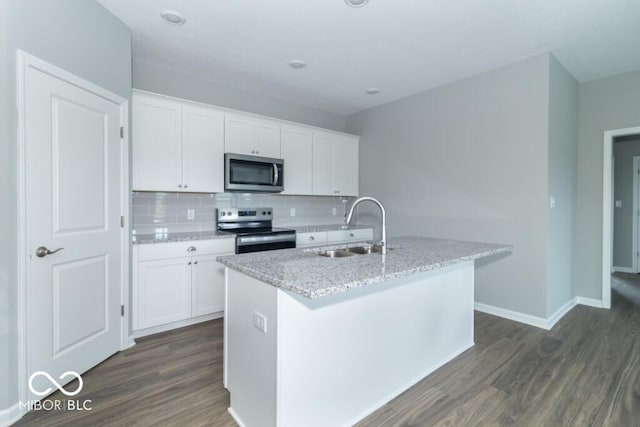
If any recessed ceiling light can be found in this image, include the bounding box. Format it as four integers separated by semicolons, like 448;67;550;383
160;10;186;25
289;60;307;69
365;88;380;95
345;0;369;8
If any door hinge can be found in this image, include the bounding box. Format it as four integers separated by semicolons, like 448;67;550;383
120;216;124;228
120;126;124;139
121;305;125;316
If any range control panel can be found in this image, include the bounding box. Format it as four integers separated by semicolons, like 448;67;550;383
217;207;273;222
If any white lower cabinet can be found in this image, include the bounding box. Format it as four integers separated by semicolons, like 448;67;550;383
296;228;373;248
133;239;235;336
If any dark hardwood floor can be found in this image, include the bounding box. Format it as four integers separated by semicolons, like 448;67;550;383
16;288;640;427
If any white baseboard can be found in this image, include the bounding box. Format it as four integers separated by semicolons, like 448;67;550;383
475;296;608;330
576;297;605;308
546;298;578;329
0;402;21;427
132;311;223;339
612;266;634;273
126;336;136;349
474;302;551;329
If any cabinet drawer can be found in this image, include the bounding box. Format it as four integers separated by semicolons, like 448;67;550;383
296;231;328;248
136;238;235;261
327;228;373;243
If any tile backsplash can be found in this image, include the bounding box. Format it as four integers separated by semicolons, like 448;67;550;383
132;192;356;235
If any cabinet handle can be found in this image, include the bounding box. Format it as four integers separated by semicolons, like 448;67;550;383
184;184;188;189
349;233;354;237
256;150;259;154
251;150;255;154
309;236;315;241
187;246;196;252
194;261;198;265
178;184;183;188
188;261;192;265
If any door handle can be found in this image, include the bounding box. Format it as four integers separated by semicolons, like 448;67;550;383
273;164;279;185
35;246;64;258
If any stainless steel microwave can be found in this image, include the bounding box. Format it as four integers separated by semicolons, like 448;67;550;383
224;153;284;193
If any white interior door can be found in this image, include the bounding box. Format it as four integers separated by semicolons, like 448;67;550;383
25;62;123;398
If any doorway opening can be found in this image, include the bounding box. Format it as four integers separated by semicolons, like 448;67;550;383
603;127;640;309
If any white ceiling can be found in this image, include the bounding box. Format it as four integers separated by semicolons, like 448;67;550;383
97;0;640;115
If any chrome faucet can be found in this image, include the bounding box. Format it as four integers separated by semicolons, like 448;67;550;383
345;196;387;255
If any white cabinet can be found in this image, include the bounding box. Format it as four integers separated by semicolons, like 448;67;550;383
296;231;329;248
133;92;224;192
133;239;235;335
225;114;281;158
296;228;373;248
281;126;313;195
327;228;373;243
312;131;359;196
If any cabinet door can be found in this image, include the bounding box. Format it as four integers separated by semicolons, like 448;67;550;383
312;131;335;196
225;114;256;156
132;94;182;191
255;121;281;158
191;253;230;317
281;126;313;194
182;105;224;192
333;135;359;196
135;257;191;330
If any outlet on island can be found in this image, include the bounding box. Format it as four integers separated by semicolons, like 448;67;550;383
253;311;267;333
290;208;296;217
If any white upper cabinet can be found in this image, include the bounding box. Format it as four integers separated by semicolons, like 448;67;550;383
133;92;224;192
312;131;359;196
281;126;313;195
133;94;182;192
225;114;281;158
182;105;224;192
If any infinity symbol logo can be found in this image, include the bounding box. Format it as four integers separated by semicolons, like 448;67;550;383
28;371;84;397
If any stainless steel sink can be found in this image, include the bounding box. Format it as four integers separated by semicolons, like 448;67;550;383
315;245;394;257
316;249;358;258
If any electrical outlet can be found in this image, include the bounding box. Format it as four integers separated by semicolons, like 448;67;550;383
549;197;556;209
187;208;195;220
615;200;622;208
290;208;296;217
332;208;337;216
253;311;267;333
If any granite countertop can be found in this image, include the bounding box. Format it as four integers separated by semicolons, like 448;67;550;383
217;236;512;299
132;230;234;244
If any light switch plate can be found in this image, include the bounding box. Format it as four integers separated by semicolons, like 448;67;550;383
332;208;337;216
290;208;296;217
615;200;622;208
187;208;195;220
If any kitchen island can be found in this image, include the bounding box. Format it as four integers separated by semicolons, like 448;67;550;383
217;236;511;427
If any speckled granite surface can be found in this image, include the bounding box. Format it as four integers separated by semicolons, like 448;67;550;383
132;231;234;244
290;224;372;233
217;236;512;299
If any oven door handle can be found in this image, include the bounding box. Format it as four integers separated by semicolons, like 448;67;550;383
237;234;295;246
273;163;279;186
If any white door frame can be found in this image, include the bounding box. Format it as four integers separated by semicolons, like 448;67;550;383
633;156;640;273
603;126;640;309
16;50;130;412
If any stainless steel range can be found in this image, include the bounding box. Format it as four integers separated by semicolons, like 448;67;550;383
217;207;296;254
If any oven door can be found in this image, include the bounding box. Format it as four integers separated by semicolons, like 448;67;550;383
236;234;296;254
225;153;284;192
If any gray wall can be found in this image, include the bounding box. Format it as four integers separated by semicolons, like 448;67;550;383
133;59;346;132
612;136;640;268
546;56;578;316
347;54;550;318
576;71;640;299
2;0;131;412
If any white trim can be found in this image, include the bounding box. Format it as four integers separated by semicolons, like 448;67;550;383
0;403;21;427
16;50;129;417
474;302;551;329
228;407;247;427
603;127;640;310
475;298;578;330
612;266;635;273
576;296;605;308
120;101;130;351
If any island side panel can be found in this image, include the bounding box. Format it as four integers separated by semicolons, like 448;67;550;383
225;268;278;427
276;261;475;427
